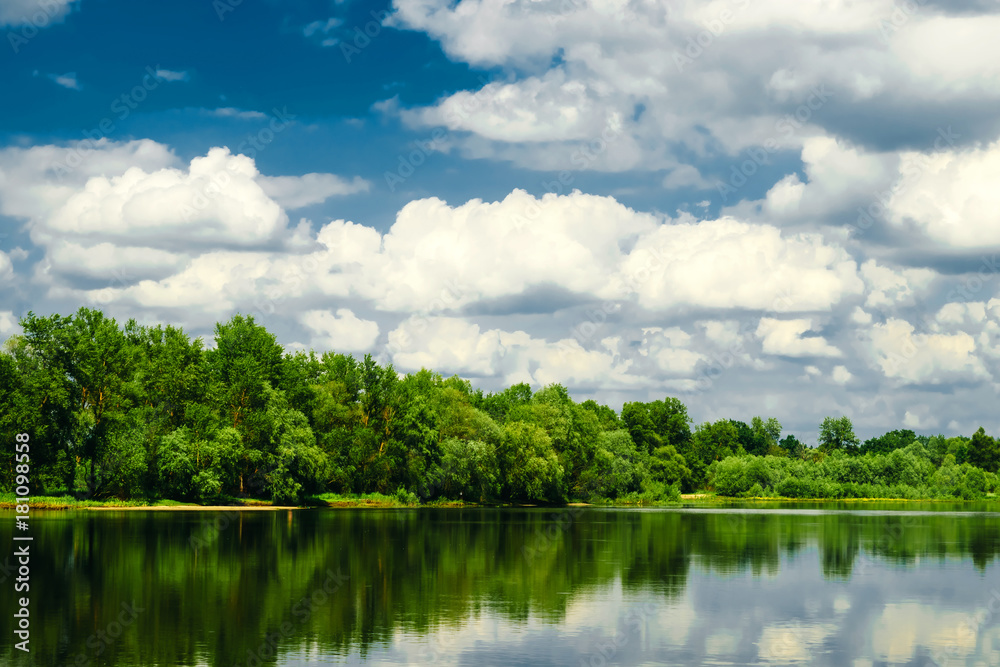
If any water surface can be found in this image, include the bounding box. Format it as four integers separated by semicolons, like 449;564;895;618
2;503;999;666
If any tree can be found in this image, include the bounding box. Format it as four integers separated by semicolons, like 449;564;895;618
779;434;806;459
687;420;740;489
860;429;916;456
500;421;564;502
818;416;859;454
967;427;1000;473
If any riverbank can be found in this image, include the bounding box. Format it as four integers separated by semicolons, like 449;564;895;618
5;491;993;511
680;493;998;502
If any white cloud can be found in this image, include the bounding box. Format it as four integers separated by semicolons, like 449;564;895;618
0;251;14;284
699;320;742;348
46;240;187;281
0;311;21;337
638;327;705;375
662;164;712;190
860;260;936;309
48;72;81;90
205;107;268;120
387;316;645;389
850;307;873;326
304;18;341;37
44;147;287;244
257;173;370;209
902;409;938;430
867;318;989;385
300;308;379;353
756;318;842;358
887;138;1000;248
622;217;863;312
155;69;189;82
831;365;853;385
389;0;1000;176
0;139;179;222
935;302;987;328
760;136;897;220
0;0;77;27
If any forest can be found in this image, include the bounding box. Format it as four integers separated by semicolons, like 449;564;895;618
1;307;998;505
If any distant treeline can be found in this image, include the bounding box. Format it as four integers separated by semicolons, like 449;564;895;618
1;308;998;504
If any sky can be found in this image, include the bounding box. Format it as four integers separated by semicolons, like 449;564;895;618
2;0;1000;443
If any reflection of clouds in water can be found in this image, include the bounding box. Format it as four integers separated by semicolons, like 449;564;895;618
289;565;1000;666
704;630;740;655
872;603;977;664
757;621;836;664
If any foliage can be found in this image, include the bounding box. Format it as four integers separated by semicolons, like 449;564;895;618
2;308;999;506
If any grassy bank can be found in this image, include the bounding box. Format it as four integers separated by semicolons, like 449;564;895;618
681;491;998;502
0;492;286;510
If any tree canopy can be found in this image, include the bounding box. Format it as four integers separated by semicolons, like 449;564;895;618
1;308;997;504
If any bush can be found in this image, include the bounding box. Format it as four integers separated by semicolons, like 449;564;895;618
714;457;752;496
395;486;419;506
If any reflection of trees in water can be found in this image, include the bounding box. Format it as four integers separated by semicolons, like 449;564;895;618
4;508;1000;665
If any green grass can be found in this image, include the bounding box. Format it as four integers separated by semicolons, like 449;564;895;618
0;492;281;509
0;492;149;509
304;491;419;508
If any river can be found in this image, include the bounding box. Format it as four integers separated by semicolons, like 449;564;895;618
2;503;999;665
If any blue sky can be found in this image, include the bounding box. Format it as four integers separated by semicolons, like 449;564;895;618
3;0;1000;443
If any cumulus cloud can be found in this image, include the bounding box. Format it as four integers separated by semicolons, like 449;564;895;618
622;217;864;312
388;0;1000;174
0;140;372;292
756;318;842;358
0;311;21;337
44;147;286;245
257;173;370;209
887;138;1000;248
831;365;853;385
867;318;989;385
860;260;936;309
387;316;645;389
0;0;77;27
638;327;706;375
300;309;379;353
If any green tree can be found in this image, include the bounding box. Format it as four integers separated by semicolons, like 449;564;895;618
500;421;564;502
779;434;806;459
967;427;1000;473
860;429;917;456
818;416;860;454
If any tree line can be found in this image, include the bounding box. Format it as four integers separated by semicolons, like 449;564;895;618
1;307;998;504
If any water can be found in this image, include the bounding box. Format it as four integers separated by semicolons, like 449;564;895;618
2;503;999;666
